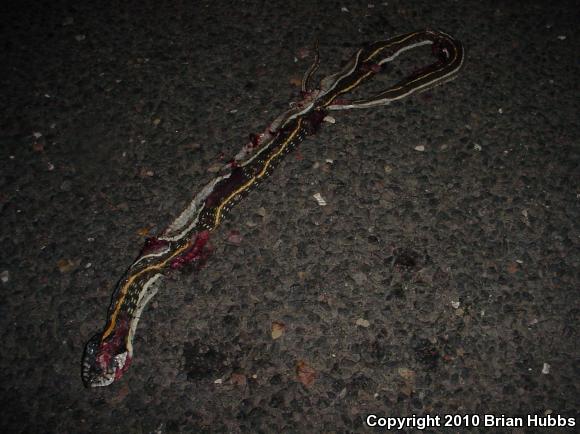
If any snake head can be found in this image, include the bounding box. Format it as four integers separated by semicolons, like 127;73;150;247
81;330;132;388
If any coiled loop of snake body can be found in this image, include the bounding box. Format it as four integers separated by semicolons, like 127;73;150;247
82;30;464;387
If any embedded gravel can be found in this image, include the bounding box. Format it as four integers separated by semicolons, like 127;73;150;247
1;1;579;433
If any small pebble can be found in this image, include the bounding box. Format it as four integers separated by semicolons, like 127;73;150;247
356;318;370;328
313;192;327;206
541;363;550;375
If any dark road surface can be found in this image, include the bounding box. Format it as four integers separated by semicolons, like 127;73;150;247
1;1;578;432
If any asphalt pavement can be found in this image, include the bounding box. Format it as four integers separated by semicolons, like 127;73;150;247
1;0;578;432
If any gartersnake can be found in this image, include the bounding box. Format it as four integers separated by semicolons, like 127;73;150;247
82;29;464;387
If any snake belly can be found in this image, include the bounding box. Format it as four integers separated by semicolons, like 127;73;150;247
82;29;464;388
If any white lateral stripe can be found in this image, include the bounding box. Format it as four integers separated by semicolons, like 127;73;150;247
126;273;162;354
377;40;433;65
162;174;230;241
132;245;172;268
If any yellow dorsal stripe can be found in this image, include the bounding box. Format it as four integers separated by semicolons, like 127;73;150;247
213;118;303;227
101;241;192;340
102;119;304;341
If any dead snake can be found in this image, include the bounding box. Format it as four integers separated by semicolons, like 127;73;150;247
82;30;464;387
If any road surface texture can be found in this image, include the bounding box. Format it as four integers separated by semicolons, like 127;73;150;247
1;0;578;432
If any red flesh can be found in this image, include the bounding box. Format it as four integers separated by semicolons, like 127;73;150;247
170;230;211;270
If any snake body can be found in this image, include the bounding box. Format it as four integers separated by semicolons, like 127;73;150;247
82;30;464;387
